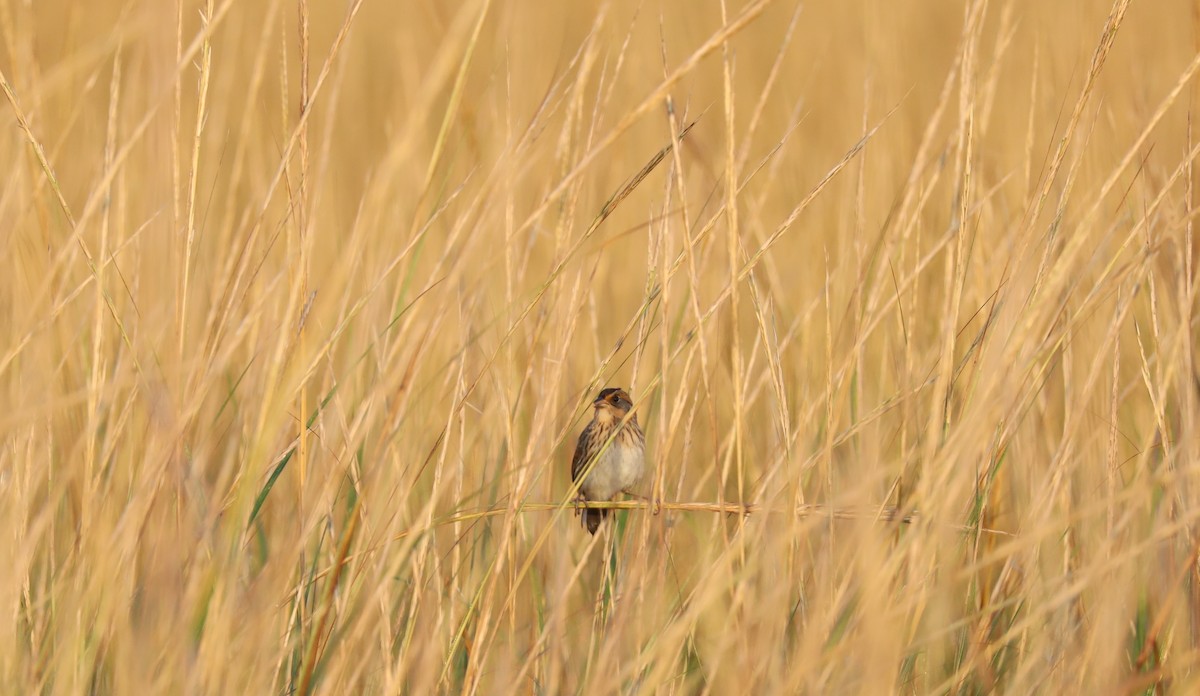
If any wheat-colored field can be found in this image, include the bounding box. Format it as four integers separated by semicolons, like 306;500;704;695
3;0;1199;693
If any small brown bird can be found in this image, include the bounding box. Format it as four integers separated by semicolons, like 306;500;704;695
571;387;646;534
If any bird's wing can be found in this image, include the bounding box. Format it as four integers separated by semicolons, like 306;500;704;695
571;424;593;484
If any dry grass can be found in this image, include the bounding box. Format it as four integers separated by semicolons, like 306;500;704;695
3;0;1200;693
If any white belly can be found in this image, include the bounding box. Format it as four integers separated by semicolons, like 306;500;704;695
580;442;645;502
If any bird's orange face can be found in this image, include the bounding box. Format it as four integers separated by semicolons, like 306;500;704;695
593;388;634;424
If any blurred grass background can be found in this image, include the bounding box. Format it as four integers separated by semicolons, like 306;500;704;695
3;0;1200;692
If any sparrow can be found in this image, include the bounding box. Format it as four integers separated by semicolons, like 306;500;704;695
571;387;646;534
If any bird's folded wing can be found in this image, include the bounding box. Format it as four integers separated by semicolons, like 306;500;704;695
571;425;593;484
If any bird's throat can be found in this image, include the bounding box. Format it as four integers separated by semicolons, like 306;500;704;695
593;407;616;425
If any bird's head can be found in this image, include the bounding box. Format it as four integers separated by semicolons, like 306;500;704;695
593;387;635;424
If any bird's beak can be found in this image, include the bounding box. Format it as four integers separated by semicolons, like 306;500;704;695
593;397;607;408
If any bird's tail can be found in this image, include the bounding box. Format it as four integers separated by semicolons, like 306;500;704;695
583;508;608;535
